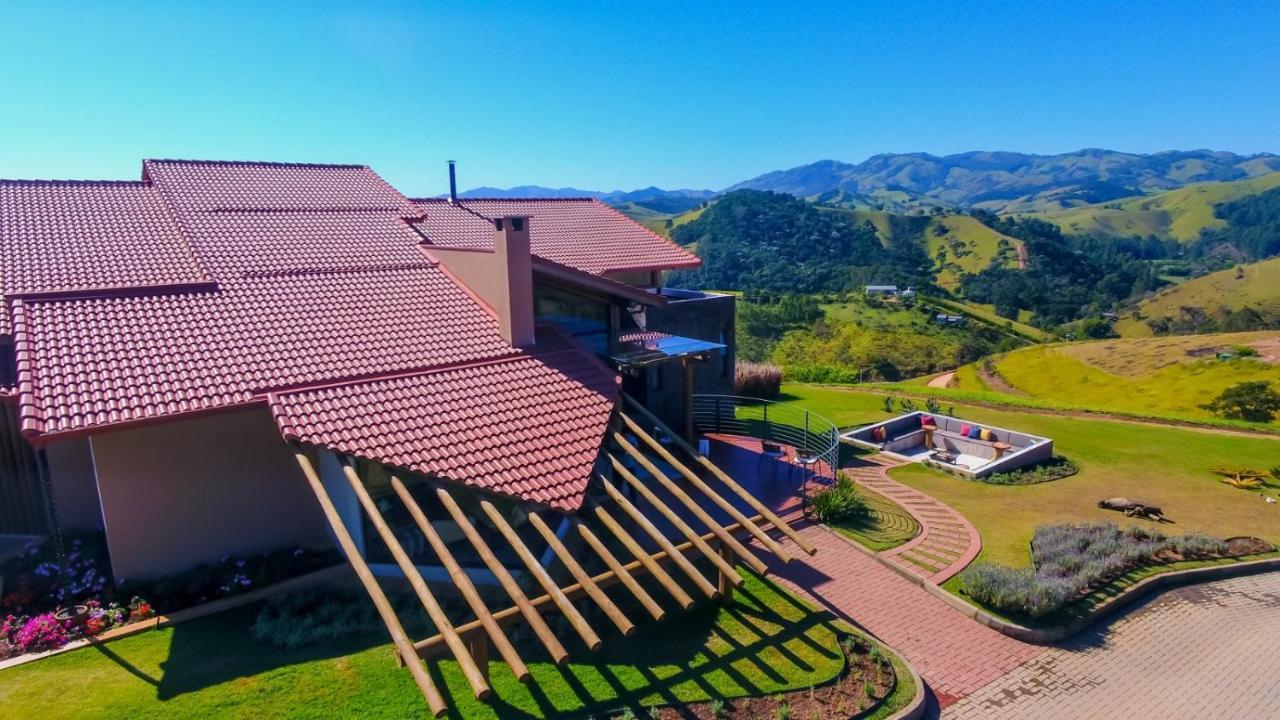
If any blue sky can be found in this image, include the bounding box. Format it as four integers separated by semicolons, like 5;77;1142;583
1;1;1277;194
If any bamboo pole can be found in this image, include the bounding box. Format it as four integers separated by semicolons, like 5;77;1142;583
289;447;448;717
618;404;810;558
433;488;570;665
414;514;765;657
479;500;603;651
389;476;530;682
599;480;719;599
621;397;816;555
607;454;743;586
526;512;635;636
576;522;665;621
592;504;694;609
340;461;492;700
611;433;768;575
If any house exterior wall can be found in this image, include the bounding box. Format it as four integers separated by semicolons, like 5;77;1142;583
642;291;736;429
45;437;102;530
90;407;329;580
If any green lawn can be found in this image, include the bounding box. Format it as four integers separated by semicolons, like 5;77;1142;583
987;338;1280;428
0;572;880;720
829;486;921;552
777;384;1280;569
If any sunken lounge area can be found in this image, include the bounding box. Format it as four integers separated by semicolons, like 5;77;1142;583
842;411;1053;478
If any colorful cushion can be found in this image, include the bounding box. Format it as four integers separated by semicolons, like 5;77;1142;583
959;423;972;436
967;425;982;439
920;414;935;427
872;426;886;442
980;428;995;441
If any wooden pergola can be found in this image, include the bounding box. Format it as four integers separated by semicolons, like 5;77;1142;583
291;395;814;717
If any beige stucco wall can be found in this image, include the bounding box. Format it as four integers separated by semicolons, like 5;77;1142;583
45;437;102;530
90;407;329;580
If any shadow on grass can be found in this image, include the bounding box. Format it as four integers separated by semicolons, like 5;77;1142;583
84;572;848;720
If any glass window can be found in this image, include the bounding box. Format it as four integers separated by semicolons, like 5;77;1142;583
535;284;610;354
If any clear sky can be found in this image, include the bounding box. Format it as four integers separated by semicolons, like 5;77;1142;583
2;1;1277;195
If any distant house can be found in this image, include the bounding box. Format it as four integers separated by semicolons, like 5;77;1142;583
934;313;966;327
865;285;899;296
900;286;916;299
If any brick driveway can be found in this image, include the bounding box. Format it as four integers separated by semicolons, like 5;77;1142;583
942;571;1280;719
765;522;1280;716
764;523;1043;707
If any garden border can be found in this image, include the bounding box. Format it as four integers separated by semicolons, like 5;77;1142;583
822;525;1280;643
0;563;350;671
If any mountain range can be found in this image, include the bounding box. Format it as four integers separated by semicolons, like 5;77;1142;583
458;149;1280;215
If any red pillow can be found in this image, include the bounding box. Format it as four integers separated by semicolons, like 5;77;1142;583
872;426;886;442
959;423;972;436
920;414;935;427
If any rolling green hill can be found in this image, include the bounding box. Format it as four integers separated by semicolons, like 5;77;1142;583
614;203;706;237
1116;256;1280;337
818;209;1024;288
1031;171;1280;242
925;215;1023;288
945;333;1280;425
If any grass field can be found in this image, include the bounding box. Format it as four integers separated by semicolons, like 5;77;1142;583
775;384;1280;570
1116;256;1280;337
924;296;1051;342
950;334;1280;427
1030;170;1280;242
924;215;1022;289
0;571;899;720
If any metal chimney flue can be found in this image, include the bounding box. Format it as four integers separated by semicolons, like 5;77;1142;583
447;160;457;203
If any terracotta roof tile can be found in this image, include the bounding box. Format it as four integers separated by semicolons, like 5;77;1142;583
0;180;210;331
144;160;429;277
14;266;512;436
271;330;617;511
414;198;701;276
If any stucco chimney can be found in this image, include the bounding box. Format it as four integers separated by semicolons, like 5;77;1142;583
494;215;535;347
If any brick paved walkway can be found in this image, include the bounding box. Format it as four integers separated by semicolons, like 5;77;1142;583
942;571;1280;719
843;455;981;584
763;523;1043;707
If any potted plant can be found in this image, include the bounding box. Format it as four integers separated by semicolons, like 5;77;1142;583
54;604;89;630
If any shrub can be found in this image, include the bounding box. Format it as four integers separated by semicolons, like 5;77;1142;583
735;362;782;399
781;363;862;384
925;397;942;414
810;473;868;525
964;523;1238;618
252;587;427;650
983;457;1079;485
959;564;1076;618
881;395;896;413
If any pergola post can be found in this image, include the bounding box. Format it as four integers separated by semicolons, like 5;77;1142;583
717;542;735;605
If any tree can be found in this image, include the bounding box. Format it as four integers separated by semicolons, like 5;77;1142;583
1200;381;1280;423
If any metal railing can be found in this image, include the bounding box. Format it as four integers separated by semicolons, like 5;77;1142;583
691;395;840;513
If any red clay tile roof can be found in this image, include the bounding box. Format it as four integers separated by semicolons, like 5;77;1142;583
0;159;694;509
12;267;513;436
270;329;618;511
0;180;211;333
413;198;701;276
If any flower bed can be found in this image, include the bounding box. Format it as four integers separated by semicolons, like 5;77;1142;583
960;523;1273;618
0;532;336;661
